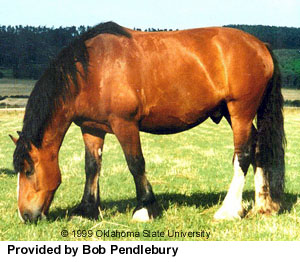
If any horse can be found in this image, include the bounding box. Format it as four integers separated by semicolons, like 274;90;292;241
10;22;285;223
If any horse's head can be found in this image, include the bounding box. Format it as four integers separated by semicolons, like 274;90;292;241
10;134;61;223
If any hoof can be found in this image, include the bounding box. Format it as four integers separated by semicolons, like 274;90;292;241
254;201;280;216
132;202;161;222
213;205;245;221
72;202;100;220
132;208;151;222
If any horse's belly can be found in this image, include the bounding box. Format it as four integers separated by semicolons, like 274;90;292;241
139;105;210;134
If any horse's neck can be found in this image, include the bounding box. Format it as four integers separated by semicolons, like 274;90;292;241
41;105;73;153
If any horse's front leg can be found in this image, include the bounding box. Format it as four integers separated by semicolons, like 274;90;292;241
73;127;105;219
111;118;159;222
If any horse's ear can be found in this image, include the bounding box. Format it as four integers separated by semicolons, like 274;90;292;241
9;134;18;145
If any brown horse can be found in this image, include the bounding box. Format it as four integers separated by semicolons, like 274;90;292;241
11;22;285;223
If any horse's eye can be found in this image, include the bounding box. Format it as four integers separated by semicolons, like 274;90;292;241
25;169;33;177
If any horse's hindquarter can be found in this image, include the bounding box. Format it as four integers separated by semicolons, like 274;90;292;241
79;27;274;134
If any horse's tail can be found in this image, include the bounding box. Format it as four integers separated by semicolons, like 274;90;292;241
256;45;286;203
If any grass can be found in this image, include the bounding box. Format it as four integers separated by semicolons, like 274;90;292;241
0;108;300;241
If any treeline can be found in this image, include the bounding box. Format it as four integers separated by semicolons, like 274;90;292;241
0;24;299;88
274;49;300;89
0;25;87;79
225;25;300;49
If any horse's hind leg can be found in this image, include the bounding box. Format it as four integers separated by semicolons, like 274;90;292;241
238;125;279;215
214;112;255;220
73;127;105;219
235;125;280;215
253;166;280;215
252;139;280;215
110;118;159;222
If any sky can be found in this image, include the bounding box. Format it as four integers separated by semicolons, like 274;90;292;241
0;0;299;29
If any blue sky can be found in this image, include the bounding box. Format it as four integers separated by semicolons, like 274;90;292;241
1;0;299;29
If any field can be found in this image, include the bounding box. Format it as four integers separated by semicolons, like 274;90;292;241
282;89;300;101
0;108;299;241
0;78;35;108
0;78;35;96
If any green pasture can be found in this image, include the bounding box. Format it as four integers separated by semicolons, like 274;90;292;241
0;108;299;241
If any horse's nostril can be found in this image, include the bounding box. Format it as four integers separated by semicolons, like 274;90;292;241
22;210;43;223
23;212;31;222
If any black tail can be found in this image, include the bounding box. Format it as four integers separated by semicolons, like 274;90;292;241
256;46;286;203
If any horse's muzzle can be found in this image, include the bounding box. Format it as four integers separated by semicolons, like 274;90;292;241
20;209;45;223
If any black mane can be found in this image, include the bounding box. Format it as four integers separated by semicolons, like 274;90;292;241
13;22;131;173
